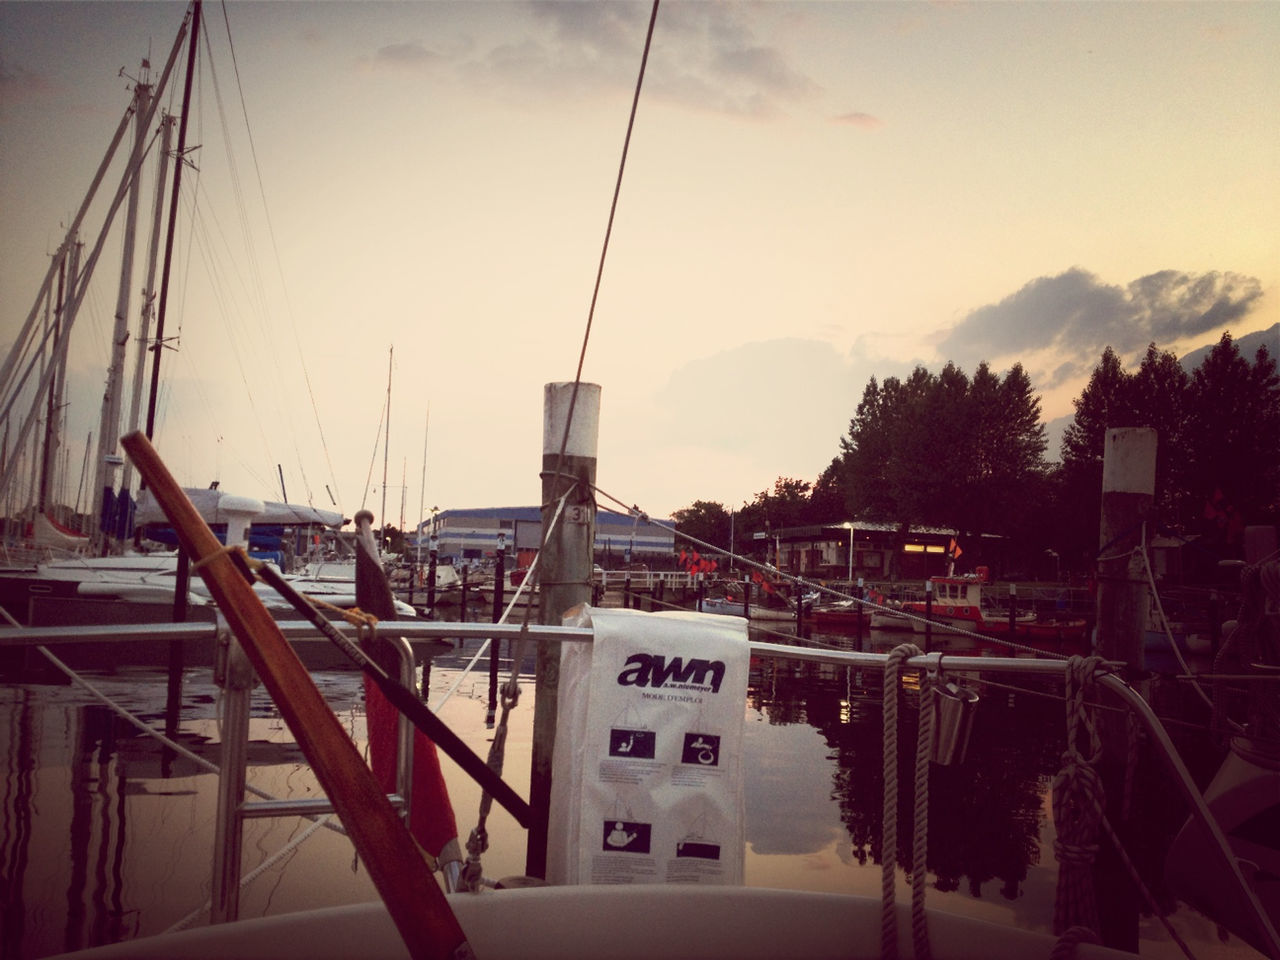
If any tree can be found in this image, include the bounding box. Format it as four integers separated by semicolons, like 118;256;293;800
1182;335;1280;536
1056;334;1279;567
1129;344;1190;523
1058;347;1132;567
671;500;733;557
840;363;1046;532
809;457;846;522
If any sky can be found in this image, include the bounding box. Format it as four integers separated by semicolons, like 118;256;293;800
2;1;1277;529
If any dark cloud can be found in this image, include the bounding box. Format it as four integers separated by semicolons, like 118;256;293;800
938;267;1264;387
1126;270;1262;342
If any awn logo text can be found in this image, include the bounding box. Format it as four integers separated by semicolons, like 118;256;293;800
616;654;726;694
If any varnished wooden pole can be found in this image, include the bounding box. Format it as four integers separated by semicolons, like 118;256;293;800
120;431;470;960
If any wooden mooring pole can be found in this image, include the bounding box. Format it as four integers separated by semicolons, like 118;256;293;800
1094;426;1155;951
526;382;599;878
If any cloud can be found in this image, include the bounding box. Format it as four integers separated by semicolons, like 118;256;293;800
938;267;1265;387
373;41;445;70
466;2;821;118
832;112;883;130
1125;270;1262;342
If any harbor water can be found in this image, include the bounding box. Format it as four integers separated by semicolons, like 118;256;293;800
0;625;1264;959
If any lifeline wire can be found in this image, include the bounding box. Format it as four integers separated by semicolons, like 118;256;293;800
534;0;659;604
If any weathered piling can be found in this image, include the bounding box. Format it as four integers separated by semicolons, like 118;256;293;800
1094;426;1155;951
527;382;600;878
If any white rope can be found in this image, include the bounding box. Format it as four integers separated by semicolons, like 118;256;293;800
880;642;922;960
430;491;569;712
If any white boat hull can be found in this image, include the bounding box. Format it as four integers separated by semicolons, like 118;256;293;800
48;885;1133;959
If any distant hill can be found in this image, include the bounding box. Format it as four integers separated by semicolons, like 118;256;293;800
1177;322;1278;372
1043;323;1278;462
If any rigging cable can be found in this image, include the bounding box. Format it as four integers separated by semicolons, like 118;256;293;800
214;0;343;509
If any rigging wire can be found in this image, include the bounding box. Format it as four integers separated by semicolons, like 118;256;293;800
544;0;660;496
213;0;343;510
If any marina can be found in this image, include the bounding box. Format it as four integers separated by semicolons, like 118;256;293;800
1;2;1277;957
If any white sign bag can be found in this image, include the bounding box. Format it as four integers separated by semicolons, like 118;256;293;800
547;606;750;886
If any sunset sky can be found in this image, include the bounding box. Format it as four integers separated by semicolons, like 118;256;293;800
2;1;1277;527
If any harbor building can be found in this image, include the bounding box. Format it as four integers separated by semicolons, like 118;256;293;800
414;506;675;565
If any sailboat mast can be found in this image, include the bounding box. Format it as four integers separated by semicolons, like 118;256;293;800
379;345;392;548
0;8;187;509
36;253;66;514
90;76;151;549
416;405;429;568
121;111;175;497
145;0;201;441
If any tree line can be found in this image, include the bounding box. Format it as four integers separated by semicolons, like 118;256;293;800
672;332;1279;579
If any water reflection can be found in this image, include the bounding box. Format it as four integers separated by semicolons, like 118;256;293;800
746;623;1253;957
749;651;1060;899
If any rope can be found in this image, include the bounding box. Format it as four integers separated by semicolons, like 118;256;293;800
880;642;921;960
450;493;571;889
461;622;535;892
911;669;935;960
1051;655;1104;939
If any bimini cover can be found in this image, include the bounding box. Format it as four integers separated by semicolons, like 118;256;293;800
548;606;750;886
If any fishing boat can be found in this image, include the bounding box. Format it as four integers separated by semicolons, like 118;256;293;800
895;571;1085;648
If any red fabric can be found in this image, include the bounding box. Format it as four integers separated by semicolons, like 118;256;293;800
364;674;458;859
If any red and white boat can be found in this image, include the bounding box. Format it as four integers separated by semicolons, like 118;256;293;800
903;573;1088;651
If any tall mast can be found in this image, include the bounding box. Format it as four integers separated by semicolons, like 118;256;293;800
0;6;188;508
90;75;151;550
380;345;392;548
36;252;67;514
122;110;175;497
145;0;201;442
417;405;429;567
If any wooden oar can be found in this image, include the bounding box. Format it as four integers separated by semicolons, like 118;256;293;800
120;431;473;960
